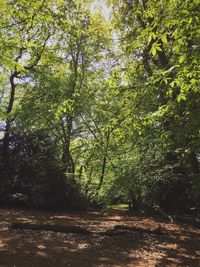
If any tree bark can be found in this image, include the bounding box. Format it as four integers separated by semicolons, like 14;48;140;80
98;129;110;189
2;72;19;160
61;116;75;173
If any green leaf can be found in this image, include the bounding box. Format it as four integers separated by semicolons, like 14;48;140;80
179;55;186;64
113;0;118;4
190;79;196;85
161;35;167;44
106;0;111;7
170;81;175;88
156;46;162;52
148;35;152;43
151;47;157;56
15;62;25;72
177;93;186;103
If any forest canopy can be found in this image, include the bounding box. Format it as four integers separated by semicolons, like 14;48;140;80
0;0;199;212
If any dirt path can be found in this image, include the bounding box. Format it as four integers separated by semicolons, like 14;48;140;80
0;208;200;266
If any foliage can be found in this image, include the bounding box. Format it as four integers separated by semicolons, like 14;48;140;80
0;0;199;212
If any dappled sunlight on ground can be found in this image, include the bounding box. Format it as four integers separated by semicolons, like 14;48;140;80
0;208;200;266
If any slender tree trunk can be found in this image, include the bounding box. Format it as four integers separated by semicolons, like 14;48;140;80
99;155;107;189
1;72;19;195
62;147;75;173
61;115;75;173
98;129;110;189
2;72;19;162
85;166;93;196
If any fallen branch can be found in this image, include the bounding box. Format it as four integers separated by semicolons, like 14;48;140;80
103;225;164;236
10;222;91;235
10;222;166;236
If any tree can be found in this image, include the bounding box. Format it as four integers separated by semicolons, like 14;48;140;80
0;0;199;211
12;0;112;177
108;0;200;209
0;0;56;164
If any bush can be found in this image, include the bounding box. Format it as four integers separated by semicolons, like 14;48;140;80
0;131;88;211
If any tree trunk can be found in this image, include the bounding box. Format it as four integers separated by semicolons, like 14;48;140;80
2;72;18;161
11;222;91;235
98;129;110;189
99;155;107;189
61;115;75;173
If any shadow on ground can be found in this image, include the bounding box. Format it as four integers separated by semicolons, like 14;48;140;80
0;208;200;266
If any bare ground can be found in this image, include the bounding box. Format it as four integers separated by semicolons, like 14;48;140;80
0;208;200;267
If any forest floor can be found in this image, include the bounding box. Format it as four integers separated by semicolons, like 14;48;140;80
0;207;200;267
